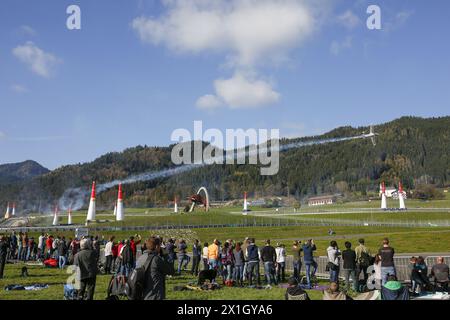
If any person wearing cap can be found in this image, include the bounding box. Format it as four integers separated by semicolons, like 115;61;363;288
285;277;310;300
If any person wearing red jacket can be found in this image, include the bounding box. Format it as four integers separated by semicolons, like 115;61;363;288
46;236;54;259
130;235;141;267
111;242;119;272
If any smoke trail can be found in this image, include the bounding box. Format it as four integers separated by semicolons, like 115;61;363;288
58;132;369;211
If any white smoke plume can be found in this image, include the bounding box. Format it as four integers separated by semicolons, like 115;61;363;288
58;132;371;211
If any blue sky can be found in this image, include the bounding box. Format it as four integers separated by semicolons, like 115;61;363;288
1;0;449;169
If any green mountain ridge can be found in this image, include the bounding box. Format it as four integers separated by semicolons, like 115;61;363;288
1;116;449;212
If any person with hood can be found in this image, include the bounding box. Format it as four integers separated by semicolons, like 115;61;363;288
73;238;97;300
285;277;310;300
327;241;341;283
136;236;175;300
381;275;409;300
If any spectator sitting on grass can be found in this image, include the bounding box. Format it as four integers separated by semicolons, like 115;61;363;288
323;281;352;300
430;257;449;292
381;275;409;300
285;277;310;300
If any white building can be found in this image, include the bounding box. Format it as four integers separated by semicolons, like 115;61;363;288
307;195;336;207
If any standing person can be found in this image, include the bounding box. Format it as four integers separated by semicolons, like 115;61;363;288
58;237;68;269
22;233;29;261
26;237;35;261
378;238;396;285
92;236;101;264
104;236;114;274
342;241;358;292
165;238;176;269
292;241;303;282
9;232;17;260
261;239;277;286
73;238;97;300
201;242;209;271
302;239;318;289
17;232;23;261
191;239;201;276
233;242;245;286
37;233;45;260
119;239;133;277
373;254;382;289
327;241;341;283
275;243;286;283
136;236;175;300
111;241;119;273
246;238;260;286
242;237;250;282
0;236;8;279
46;235;54;259
176;239;190;274
355;238;371;285
207;239;219;270
220;242;233;283
129;235;141;268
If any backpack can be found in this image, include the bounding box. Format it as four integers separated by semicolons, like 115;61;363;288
124;253;156;300
359;251;371;267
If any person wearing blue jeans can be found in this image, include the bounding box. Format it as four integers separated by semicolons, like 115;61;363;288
59;255;67;269
327;241;341;283
261;240;277;285
302;239;317;288
246;239;260;286
378;238;396;286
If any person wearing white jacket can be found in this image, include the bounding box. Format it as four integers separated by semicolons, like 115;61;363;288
275;243;286;283
104;236;114;274
327;241;341;283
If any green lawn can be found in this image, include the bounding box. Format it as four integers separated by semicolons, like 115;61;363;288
0;263;325;301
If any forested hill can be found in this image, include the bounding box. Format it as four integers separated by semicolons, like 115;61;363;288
1;116;449;212
0;160;49;185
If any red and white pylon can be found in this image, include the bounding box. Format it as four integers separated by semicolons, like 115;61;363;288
398;181;406;210
116;183;125;221
174;196;178;213
52;204;59;226
86;181;96;221
381;182;387;210
4;202;11;219
67;206;72;225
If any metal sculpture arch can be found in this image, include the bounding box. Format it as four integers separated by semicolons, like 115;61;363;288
188;187;210;212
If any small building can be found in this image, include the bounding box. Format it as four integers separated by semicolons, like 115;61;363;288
307;195;336;207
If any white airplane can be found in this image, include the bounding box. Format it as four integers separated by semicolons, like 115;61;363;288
361;125;379;146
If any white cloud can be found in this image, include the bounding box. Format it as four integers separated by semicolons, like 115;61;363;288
10;84;28;93
132;0;319;109
330;36;352;55
196;94;223;110
132;0;315;67
337;10;361;29
19;25;37;37
200;72;280;109
12;41;62;78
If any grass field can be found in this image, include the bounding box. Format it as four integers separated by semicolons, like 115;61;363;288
0;262;326;301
